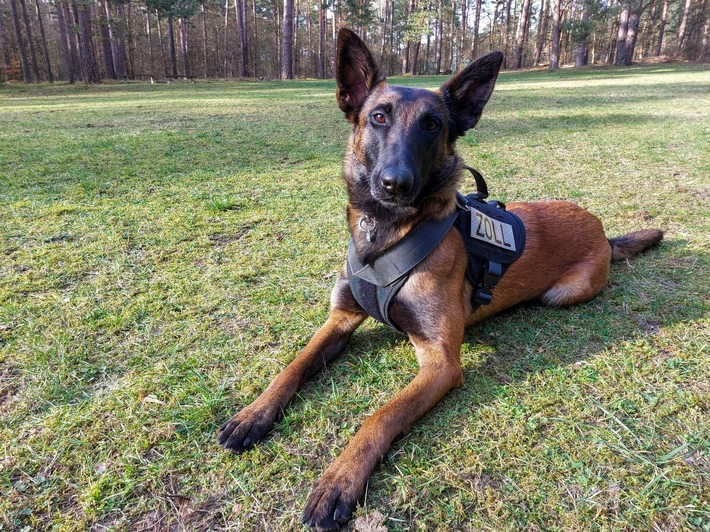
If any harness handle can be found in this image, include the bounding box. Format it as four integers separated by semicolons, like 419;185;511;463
462;164;488;200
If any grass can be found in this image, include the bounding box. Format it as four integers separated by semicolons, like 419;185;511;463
1;63;708;531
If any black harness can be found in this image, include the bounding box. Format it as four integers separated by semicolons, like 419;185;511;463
347;167;526;332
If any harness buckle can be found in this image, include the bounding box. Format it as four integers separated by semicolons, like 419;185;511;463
483;261;503;288
474;288;493;305
474;261;504;306
456;192;471;211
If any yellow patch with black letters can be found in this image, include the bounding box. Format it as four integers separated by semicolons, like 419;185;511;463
470;209;517;251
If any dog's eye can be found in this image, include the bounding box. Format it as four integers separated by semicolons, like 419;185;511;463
371;112;387;125
424;118;440;132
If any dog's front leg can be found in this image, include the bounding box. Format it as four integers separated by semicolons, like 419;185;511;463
219;271;367;453
302;332;464;530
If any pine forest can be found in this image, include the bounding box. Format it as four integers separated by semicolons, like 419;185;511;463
1;0;708;83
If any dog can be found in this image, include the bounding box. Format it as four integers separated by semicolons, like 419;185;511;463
219;28;663;531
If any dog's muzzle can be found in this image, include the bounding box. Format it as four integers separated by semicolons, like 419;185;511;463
372;167;419;206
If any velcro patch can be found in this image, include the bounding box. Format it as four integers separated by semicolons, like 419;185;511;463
470;209;517;251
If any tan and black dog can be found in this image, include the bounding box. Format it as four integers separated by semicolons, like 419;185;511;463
219;28;663;530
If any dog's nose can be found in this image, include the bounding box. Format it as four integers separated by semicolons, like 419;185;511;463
380;171;413;196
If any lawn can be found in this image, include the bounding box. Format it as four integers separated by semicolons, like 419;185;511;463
1;63;708;531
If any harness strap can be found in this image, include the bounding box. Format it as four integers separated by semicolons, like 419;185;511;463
462;164;488;200
347;210;459;331
347;210;459;288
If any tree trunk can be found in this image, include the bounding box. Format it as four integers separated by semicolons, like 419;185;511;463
513;0;533;68
222;0;229;76
236;0;249;76
575;5;591;66
655;0;668;55
34;0;53;81
460;0;468;62
318;0;326;78
293;0;299;73
0;2;8;81
8;0;32;82
281;0;293;78
615;6;629;65
574;11;589;67
622;11;640;64
616;1;644;66
675;0;692;53
56;0;78;82
213;25;220;77
549;0;562;68
274;0;281;78
471;0;482;57
533;0;549;64
449;0;456;72
252;0;258;76
402;0;415;74
145;9;155;76
493;0;500;53
19;0;41;80
435;0;443;72
113;1;127;78
75;0;100;83
425;29;431;72
306;0;312;75
503;0;512;67
201;4;208;77
100;0;116;78
167;15;178;78
411;40;421;74
701;2;710;59
179;17;191;78
156;12;168;76
124;1;135;78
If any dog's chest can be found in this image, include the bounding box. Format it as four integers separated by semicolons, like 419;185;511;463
347;195;526;331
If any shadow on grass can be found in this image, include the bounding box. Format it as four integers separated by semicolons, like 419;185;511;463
220;233;705;412
218;235;707;520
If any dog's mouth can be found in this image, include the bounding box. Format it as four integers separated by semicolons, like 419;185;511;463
371;188;415;207
370;191;421;215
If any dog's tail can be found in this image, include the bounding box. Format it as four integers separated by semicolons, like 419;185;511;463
608;229;664;261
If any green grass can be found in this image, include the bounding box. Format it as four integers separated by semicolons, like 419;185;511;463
1;63;708;531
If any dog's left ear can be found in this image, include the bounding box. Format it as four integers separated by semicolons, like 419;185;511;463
440;51;504;139
336;28;386;122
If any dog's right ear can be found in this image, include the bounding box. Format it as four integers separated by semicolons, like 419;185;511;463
440;51;504;139
336;28;386;122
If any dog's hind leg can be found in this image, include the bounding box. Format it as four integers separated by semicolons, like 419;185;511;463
540;227;663;308
219;269;367;453
539;250;611;307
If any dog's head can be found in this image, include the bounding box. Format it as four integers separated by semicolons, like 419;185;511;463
336;28;503;216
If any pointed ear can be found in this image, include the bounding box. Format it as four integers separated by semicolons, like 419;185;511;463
440;51;504;138
336;28;386;122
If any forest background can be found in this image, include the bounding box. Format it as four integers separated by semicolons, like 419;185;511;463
1;0;709;84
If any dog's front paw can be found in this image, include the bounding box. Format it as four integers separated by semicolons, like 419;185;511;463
218;403;278;453
302;467;361;531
